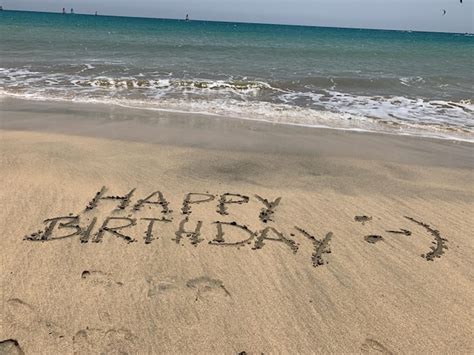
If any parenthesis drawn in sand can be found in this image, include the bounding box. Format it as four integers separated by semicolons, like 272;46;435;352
186;276;231;302
5;298;65;339
361;338;394;354
0;339;24;355
72;327;138;354
81;270;124;287
404;216;448;261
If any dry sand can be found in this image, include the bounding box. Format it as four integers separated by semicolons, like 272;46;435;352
1;98;473;354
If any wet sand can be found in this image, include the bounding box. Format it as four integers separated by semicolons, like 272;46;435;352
1;98;473;354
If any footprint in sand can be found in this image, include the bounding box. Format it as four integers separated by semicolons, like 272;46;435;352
73;327;137;354
146;276;178;298
98;311;112;324
81;270;123;288
361;338;393;354
5;299;36;327
5;298;64;338
186;276;231;302
0;339;24;355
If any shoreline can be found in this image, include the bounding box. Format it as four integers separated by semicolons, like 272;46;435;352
1;93;472;144
1;97;473;169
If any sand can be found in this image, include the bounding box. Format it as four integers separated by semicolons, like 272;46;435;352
1;98;473;354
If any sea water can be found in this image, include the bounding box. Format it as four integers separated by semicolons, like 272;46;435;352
1;11;473;141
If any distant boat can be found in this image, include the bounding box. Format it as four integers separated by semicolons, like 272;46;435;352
185;14;189;21
70;8;74;15
62;7;66;14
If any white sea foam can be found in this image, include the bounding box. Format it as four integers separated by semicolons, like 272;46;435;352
400;76;425;86
1;67;473;142
76;64;95;74
1;88;472;143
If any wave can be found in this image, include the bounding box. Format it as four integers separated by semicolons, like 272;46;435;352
1;67;473;142
279;91;473;128
1;88;472;143
71;77;274;92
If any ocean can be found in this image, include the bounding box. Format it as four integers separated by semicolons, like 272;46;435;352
1;10;473;141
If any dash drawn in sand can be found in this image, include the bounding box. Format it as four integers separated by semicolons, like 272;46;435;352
386;229;412;236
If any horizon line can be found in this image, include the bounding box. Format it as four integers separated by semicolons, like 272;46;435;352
1;8;472;35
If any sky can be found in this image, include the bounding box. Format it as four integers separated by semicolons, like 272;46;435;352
3;0;473;33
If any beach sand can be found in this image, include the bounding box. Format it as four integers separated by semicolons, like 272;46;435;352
1;98;473;354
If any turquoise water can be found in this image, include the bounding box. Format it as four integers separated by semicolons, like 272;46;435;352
1;10;473;140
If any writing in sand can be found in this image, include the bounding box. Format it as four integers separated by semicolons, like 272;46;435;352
23;187;448;267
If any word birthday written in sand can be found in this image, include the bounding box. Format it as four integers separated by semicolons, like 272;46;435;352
24;187;448;266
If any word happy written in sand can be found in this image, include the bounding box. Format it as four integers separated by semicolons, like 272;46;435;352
24;187;448;266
